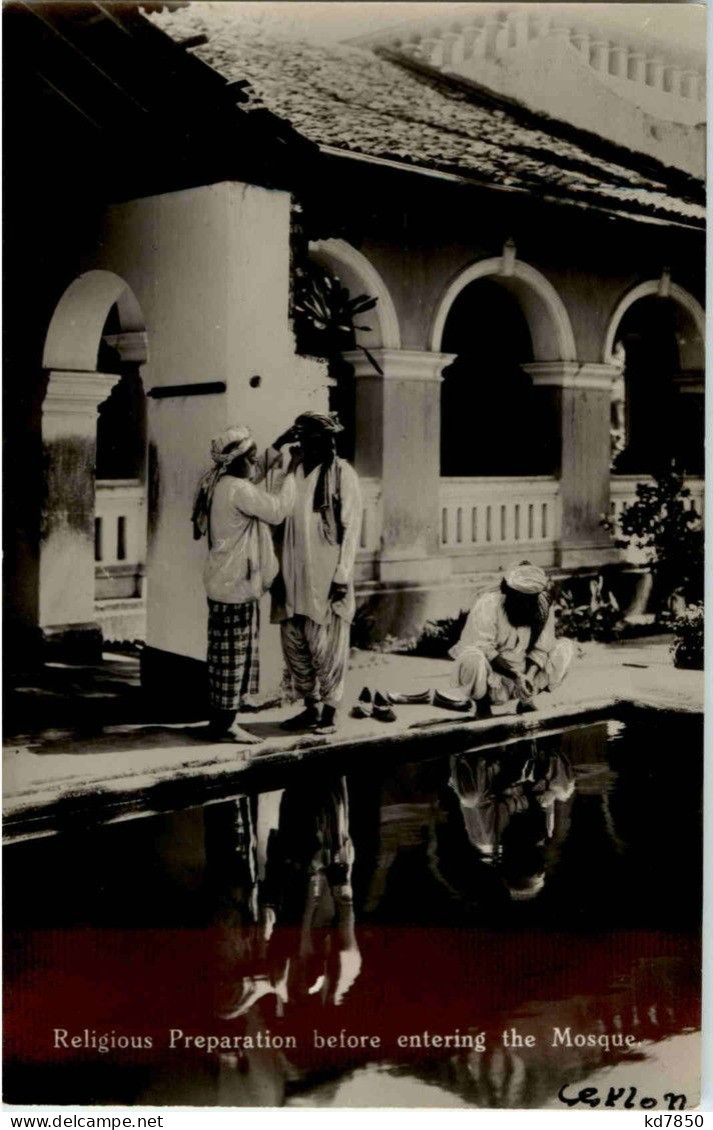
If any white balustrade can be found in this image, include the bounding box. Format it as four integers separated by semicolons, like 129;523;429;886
95;480;147;568
439;477;561;552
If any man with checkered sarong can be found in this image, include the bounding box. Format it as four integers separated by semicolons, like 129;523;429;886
192;423;298;743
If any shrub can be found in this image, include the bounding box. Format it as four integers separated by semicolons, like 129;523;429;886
608;465;703;609
407;610;470;659
670;603;704;670
555;577;623;643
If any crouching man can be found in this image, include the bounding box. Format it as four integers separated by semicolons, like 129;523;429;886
442;562;573;717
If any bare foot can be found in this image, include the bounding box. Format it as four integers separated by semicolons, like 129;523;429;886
226;724;262;744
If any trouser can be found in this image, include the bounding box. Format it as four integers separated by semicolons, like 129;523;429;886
280;610;350;708
207;598;259;713
453;638;574;703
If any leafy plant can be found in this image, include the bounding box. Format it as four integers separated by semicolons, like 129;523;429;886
293;261;382;375
555;577;623;643
606;465;703;609
407;610;470;659
670;603;704;670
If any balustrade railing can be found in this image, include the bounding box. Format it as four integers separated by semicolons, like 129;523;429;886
439;477;561;555
95;480;146;600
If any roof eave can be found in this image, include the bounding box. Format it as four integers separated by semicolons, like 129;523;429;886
318;145;705;232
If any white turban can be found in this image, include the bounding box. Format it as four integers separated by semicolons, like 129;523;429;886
192;424;256;540
210;424;255;466
505;563;548;595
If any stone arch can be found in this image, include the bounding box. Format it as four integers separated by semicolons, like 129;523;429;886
39;271;149;651
605;279;705;476
602;278;705;367
430;256;577;361
43;269;147;372
309;238;401;350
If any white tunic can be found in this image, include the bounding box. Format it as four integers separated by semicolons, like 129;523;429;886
204;460;295;605
450;590;557;674
278;459;362;625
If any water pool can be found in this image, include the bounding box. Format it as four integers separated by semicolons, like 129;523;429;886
4;712;703;1108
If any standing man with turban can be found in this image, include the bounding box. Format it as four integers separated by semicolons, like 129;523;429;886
192;423;298;743
273;412;362;735
440;562;573;717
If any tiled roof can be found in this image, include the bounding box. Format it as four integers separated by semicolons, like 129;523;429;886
149;6;705;228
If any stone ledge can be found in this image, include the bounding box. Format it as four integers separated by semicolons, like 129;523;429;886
3;692;701;846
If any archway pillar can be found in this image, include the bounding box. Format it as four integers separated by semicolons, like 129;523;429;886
345;348;455;584
524;361;620;567
39;370;118;656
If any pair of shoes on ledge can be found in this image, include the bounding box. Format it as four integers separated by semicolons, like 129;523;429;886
351;688;397;722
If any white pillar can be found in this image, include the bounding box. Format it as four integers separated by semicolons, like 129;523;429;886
663;65;682;94
421;37;442;67
609;45;628;77
461;24;479;60
571;29;591;58
646;57;665;89
39;370;118;648
475;14;500;60
589;39;610;73
440;32;460;67
512;11;531;49
628;51;647;83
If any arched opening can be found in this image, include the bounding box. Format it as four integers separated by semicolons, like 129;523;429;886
609;292;704;475
440;277;558;476
40;270;148;652
94;307;148;624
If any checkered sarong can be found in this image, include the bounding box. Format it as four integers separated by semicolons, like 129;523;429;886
207;599;260;711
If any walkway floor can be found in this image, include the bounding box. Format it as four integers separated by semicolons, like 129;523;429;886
4;636;703;843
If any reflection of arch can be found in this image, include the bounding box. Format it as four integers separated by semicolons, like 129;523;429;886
43;269;147;372
309;239;401;350
603;279;705;365
430;257;577;360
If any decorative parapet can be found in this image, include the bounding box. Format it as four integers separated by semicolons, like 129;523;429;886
361;10;705;118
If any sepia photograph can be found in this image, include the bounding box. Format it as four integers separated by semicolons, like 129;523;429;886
2;0;706;1111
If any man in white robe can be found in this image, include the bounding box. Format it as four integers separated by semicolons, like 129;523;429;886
441;562;573;717
272;412;362;734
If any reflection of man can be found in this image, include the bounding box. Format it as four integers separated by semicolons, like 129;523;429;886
443;562;573;716
218;773;361;1019
449;744;575;900
273;413;362;735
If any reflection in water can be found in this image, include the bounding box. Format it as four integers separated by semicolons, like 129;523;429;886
3;717;701;1108
207;772;362;1104
447;742;575;900
203;718;701;1108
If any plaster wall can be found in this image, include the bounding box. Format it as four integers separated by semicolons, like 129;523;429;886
84;182;328;672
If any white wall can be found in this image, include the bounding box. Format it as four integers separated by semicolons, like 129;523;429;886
84;181;328;673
